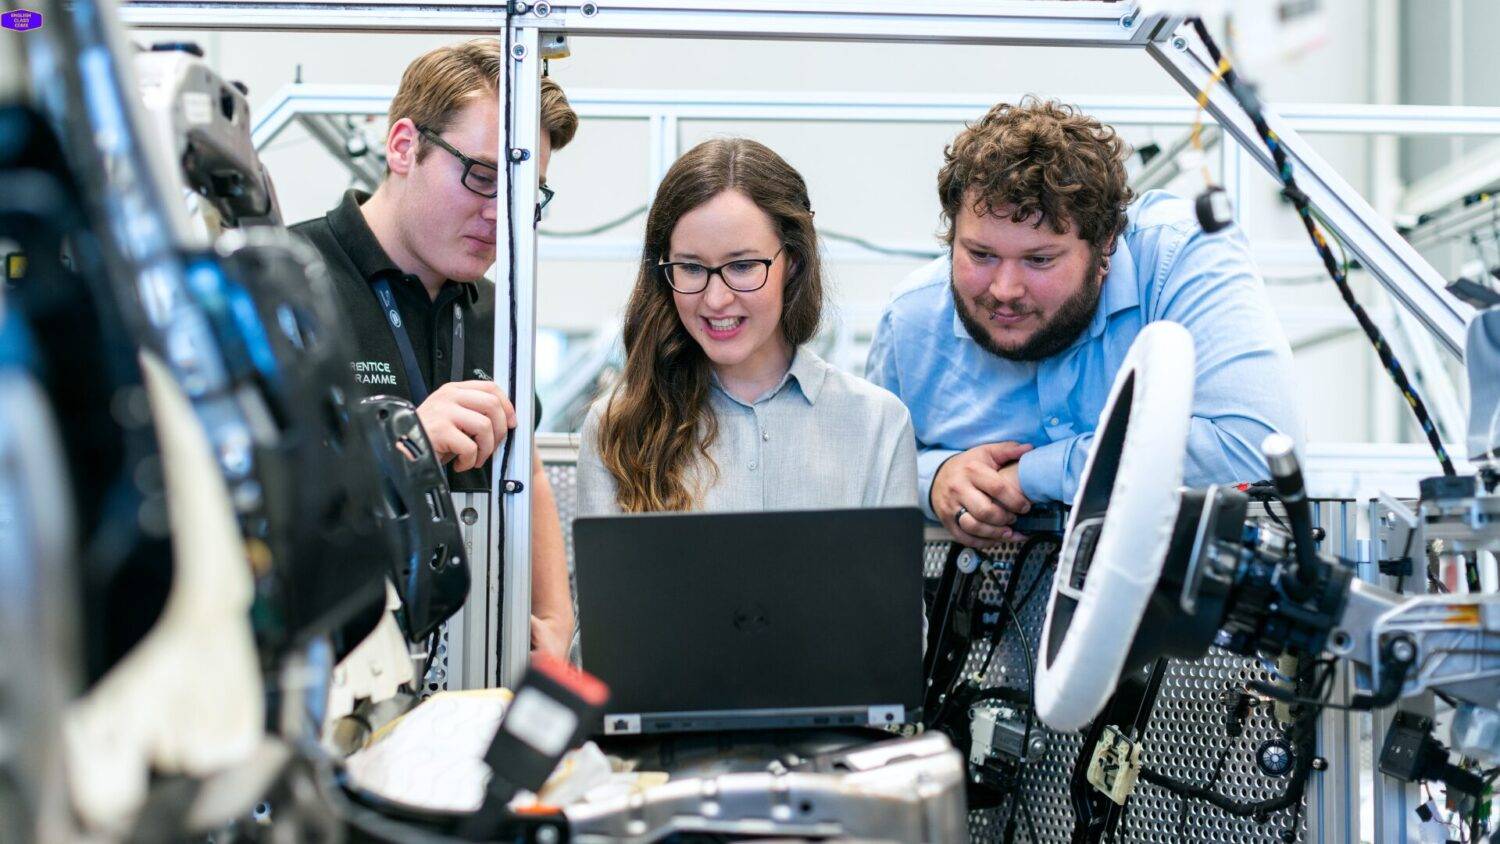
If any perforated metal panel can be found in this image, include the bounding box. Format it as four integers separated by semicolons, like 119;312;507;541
924;532;1315;844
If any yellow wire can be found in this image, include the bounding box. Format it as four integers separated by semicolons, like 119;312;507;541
1190;57;1234;186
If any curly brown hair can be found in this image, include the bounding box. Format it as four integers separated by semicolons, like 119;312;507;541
938;97;1133;254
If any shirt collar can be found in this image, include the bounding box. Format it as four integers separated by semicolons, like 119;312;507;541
709;346;828;407
328;189;480;306
1088;235;1140;340
946;236;1141;344
785;346;828;404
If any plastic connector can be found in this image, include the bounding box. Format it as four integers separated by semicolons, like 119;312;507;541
1086;726;1142;806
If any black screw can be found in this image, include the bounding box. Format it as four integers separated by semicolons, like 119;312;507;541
580;1;597;15
1311;756;1328;771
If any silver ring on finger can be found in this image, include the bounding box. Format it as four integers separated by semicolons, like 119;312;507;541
955;505;969;528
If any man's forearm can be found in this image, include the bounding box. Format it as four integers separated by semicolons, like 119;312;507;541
529;453;574;636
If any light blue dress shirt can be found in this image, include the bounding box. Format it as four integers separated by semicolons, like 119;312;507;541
866;190;1303;517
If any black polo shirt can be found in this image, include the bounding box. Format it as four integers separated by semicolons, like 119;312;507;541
292;189;519;493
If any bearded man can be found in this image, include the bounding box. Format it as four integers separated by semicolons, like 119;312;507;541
866;97;1302;548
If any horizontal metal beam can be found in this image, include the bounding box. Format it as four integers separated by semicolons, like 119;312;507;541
1149;30;1473;359
121;0;1168;43
1404;192;1500;252
251;84;1500;138
1400;136;1500;218
515;0;1167;46
120;2;513;32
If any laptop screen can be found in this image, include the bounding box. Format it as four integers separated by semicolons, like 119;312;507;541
573;507;924;718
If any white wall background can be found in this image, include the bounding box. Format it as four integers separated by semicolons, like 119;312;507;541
132;0;1490;447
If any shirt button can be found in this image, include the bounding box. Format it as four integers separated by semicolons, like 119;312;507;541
748;461;757;470
1049;416;1060;426
436;348;445;359
761;430;769;441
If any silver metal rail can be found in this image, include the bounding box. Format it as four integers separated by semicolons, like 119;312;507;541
1148;28;1474;357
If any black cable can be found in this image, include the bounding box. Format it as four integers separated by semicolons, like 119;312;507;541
1018;797;1042;844
819;229;943;260
975;538;1055;683
419;630;439;692
538;205;646;238
1177;744;1233;841
933;538;1055;731
495;2;519;678
1141;658;1330;820
536;202;942;261
1003;599;1037;761
1188;17;1456;477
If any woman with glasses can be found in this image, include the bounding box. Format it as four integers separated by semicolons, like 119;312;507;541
576;138;917;515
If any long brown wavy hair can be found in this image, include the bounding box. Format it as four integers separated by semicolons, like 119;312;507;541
596;138;823;512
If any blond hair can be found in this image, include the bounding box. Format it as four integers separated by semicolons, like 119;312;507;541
388;38;578;166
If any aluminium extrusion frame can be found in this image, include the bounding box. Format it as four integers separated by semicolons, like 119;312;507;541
251;83;1488;441
124;0;1471;699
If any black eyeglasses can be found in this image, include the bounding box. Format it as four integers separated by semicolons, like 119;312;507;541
536;183;555;224
658;246;786;294
417;124;499;198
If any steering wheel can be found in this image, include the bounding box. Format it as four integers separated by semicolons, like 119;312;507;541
1034;321;1196;732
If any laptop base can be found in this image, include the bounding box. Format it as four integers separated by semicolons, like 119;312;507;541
602;704;909;736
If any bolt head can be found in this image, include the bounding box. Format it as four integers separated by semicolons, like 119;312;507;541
580;1;598;15
1311;756;1328;771
1389;637;1416;662
1173;36;1188;50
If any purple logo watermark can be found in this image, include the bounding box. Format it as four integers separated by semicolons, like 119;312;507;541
2;8;43;31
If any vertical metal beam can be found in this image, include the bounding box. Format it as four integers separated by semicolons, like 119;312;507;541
647;112;678;195
1148;29;1474;359
495;23;541;691
1366;497;1430;844
1308;502;1361;844
445;491;491;690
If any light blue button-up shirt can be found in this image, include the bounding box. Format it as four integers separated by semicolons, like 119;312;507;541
866;190;1303;517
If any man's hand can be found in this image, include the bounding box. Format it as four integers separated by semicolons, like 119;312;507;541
415;380;516;472
931;441;1034;547
530;614;572;660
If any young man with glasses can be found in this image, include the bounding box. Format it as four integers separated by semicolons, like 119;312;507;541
291;39;577;659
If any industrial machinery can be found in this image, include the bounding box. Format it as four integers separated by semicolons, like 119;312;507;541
1033;317;1498;842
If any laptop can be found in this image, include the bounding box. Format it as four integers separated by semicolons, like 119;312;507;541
573;507;925;735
